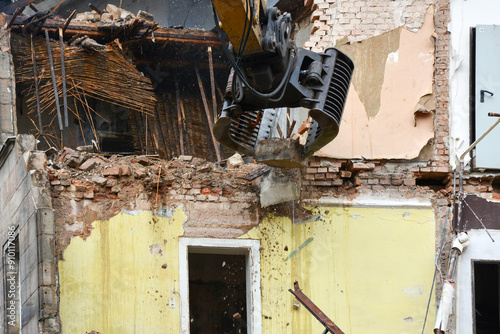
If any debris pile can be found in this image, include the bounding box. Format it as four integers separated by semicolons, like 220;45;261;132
48;148;265;256
75;4;155;26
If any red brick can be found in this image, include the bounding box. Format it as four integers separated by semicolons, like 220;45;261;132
332;179;343;186
350;162;375;171
392;179;403;186
72;180;88;192
313;180;332;186
309;160;321;168
404;179;416;186
306;168;317;174
135;169;146;178
317;167;328;173
326;172;338;179
78;158;98;171
83;191;94;199
201;188;211;195
121;165;132;176
315;173;326;180
104;167;122;177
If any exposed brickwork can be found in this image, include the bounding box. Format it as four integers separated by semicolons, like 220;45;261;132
48;148;262;256
305;0;434;50
301;156;451;200
433;0;451;172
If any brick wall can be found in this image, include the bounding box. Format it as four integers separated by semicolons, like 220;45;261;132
304;0;434;50
49;149;263;255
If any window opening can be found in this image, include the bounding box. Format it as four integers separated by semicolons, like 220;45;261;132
474;261;500;333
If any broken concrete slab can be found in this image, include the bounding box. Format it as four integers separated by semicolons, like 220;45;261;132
259;168;299;208
255;138;305;169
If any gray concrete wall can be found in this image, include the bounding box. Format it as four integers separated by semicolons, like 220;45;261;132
0;135;58;334
0;27;16;144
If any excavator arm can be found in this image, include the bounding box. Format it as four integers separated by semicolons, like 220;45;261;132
211;0;354;167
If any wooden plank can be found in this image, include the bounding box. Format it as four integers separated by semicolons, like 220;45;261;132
195;64;221;162
175;82;185;156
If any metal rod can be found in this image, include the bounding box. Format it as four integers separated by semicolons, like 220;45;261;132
30;34;43;135
62;9;77;33
58;26;68;127
289;282;344;334
459;116;500;162
195;64;222;162
88;3;102;15
455;112;500;237
207;46;217;123
175;82;185;156
7;6;25;29
45;29;63;131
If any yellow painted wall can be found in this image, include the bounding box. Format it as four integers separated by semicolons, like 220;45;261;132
242;206;436;333
59;205;435;334
59;209;186;334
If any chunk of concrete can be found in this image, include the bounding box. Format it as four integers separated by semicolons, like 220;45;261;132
259;168;299;208
255;138;305;168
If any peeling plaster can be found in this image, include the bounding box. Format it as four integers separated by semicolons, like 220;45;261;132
149;243;163;256
320;6;435;160
402;285;424;296
337;27;402;119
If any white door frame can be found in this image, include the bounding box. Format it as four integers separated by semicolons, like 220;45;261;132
179;237;261;334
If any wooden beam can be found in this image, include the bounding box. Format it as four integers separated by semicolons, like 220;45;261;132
195;64;222;162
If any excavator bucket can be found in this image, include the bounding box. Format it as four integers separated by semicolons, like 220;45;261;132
213;47;354;168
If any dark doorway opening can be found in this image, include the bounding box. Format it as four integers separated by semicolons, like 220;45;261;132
189;252;247;334
474;261;500;334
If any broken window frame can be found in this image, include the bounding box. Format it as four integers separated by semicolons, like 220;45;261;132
178;238;261;334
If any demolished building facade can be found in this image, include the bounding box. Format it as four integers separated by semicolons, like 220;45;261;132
2;0;499;333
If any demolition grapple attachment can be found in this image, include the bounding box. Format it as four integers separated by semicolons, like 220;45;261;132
213;46;354;167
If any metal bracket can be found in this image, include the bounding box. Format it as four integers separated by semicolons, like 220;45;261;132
480;89;494;103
